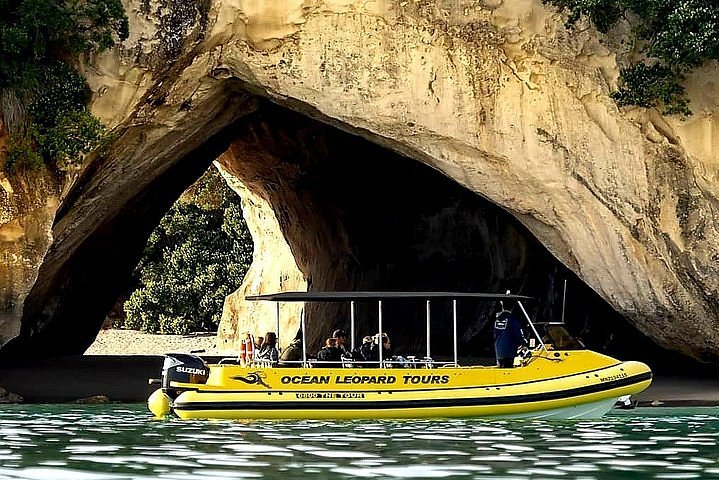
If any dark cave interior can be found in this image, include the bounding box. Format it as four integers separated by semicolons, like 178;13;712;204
220;101;711;375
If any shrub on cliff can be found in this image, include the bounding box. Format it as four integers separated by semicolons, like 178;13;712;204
545;0;719;115
121;168;254;335
0;0;128;172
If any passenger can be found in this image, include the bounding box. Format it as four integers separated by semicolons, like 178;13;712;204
256;332;279;364
367;333;392;364
316;337;342;367
280;331;303;365
333;328;351;359
239;331;256;365
255;336;264;351
353;335;373;362
493;302;527;368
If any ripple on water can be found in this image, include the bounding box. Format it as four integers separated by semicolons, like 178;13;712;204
221;443;293;455
302;449;380;459
1;406;719;479
67;454;197;468
188;469;263;479
0;467;135;480
332;464;484;478
491;443;534;452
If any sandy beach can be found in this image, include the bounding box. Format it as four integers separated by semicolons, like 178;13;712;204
85;329;230;356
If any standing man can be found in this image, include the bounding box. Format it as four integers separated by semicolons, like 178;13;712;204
493;302;527;368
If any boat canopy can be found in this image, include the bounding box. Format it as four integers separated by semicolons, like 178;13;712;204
246;291;535;302
245;290;542;367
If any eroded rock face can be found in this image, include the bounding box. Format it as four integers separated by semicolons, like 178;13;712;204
215;164;306;353
0;121;63;345
208;0;718;360
0;0;717;361
0;83;260;356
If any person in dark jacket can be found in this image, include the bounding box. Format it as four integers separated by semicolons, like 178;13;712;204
280;330;303;364
316;338;342;367
333;328;351;359
493;303;527;368
367;333;392;364
354;336;373;360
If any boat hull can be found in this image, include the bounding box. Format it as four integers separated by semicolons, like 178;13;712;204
167;353;652;420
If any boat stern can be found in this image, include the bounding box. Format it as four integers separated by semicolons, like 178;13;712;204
147;353;211;417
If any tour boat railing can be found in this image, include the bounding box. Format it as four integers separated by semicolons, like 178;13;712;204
517;299;547;353
246;291;538;368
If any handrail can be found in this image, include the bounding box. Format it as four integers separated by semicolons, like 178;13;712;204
215;358;446;368
517;300;547;354
245;290;539;370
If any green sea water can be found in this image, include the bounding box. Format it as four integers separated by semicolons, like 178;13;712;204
0;405;717;479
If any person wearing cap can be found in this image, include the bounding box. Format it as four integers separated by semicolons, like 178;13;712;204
333;328;351;359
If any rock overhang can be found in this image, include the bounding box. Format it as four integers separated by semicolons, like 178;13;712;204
0;0;716;365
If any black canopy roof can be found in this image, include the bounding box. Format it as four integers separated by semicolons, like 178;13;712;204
245;291;534;302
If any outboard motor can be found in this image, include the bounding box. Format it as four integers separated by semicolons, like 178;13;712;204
162;353;210;392
149;353;210;418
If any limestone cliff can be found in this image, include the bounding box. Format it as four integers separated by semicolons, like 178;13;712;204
0;0;717;361
0;120;62;345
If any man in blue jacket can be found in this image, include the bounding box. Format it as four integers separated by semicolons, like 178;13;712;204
493;302;527;368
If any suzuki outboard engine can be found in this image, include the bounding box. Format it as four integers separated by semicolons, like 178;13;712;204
149;353;210;417
162;353;210;393
147;353;210;417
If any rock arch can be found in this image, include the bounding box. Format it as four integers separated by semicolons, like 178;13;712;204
1;0;717;363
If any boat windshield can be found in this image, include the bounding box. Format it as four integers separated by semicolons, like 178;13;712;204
542;324;584;350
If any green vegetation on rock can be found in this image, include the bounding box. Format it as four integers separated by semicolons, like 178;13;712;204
121;168;254;335
0;0;128;172
545;0;719;115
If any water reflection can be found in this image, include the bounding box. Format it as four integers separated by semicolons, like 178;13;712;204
0;406;717;479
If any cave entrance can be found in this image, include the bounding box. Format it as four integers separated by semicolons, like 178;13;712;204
0;93;701;373
106;165;254;337
206;99;682;370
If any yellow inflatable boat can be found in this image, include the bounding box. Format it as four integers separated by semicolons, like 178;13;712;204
148;292;652;420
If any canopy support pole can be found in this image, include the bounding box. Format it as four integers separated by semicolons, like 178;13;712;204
301;306;307;364
350;300;356;351
518;301;547;353
453;299;458;366
426;300;431;359
276;302;281;351
378;300;383;366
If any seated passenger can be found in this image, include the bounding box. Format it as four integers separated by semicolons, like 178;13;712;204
367;333;392;364
256;332;279;364
280;332;303;365
352;335;373;362
316;338;342;367
333;329;351;358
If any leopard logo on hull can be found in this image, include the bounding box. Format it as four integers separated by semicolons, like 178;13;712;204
231;372;272;389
